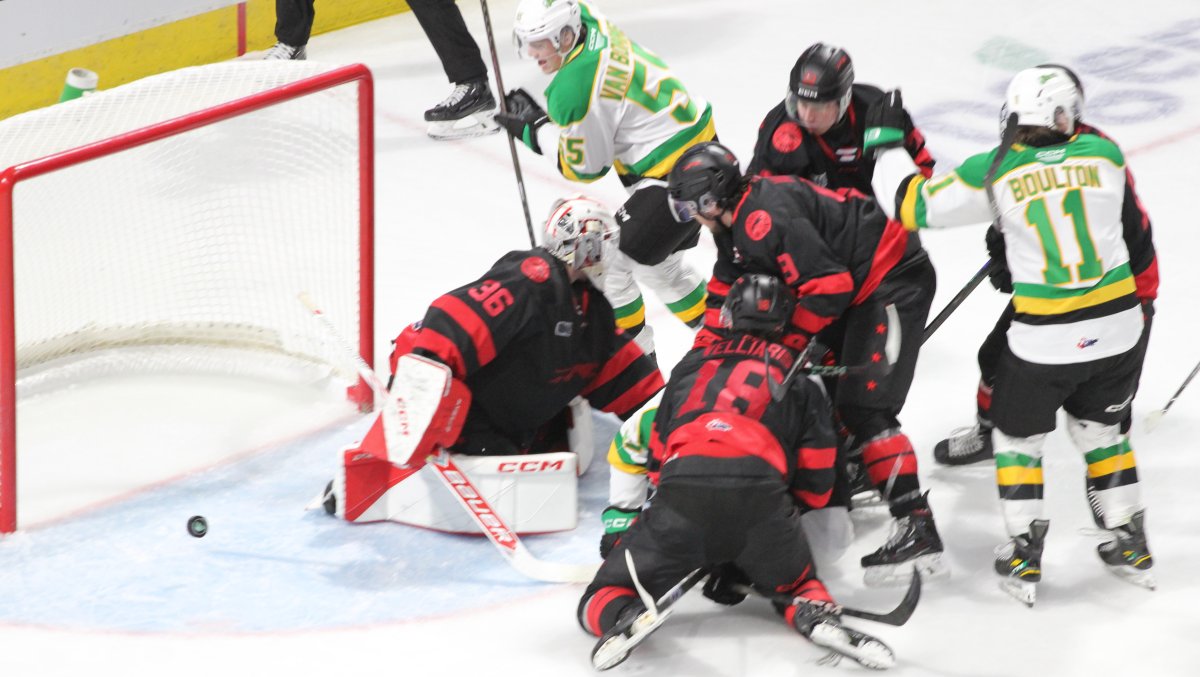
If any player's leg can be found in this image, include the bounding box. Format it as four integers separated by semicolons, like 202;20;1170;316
613;183;707;328
988;347;1073;601
409;0;497;138
935;303;1014;465
1063;348;1154;586
836;266;946;585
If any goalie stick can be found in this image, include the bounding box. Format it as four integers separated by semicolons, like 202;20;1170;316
733;568;922;627
767;303;901;402
298;293;598;584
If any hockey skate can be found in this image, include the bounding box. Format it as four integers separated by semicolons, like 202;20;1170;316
845;453;885;510
790;599;895;670
590;569;705;671
1097;510;1156;590
861;507;948;586
933;420;994;466
263;42;306;61
425;80;499;141
994;519;1049;607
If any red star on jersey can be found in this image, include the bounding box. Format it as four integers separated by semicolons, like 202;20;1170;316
871;352;882;363
875;323;887;335
866;380;878;391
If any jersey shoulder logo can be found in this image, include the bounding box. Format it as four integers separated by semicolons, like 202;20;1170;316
772;121;803;153
745;209;773;241
521;256;551;283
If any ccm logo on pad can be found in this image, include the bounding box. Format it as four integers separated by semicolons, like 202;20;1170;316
498;460;568;473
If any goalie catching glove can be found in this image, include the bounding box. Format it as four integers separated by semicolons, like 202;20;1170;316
496;88;550;154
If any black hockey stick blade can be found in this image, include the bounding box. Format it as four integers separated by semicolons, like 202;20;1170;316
840;569;921;626
735;569;921;627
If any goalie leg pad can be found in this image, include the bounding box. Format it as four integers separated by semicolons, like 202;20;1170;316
371;451;579;534
385;353;471;466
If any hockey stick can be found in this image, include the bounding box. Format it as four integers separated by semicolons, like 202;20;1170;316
733;568;921;627
479;0;536;246
767;303;902;401
1144;357;1200;431
298;293;597;583
922;260;991;344
592;564;708;670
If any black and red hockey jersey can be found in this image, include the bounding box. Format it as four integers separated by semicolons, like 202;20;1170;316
390;249;664;437
698;176;918;350
746;84;935;193
648;334;836;510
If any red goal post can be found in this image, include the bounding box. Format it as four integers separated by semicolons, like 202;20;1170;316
0;62;376;533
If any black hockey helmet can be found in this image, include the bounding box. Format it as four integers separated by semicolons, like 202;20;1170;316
720;273;796;337
786;42;855;119
666;141;742;223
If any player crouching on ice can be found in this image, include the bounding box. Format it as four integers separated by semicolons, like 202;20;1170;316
580;274;902;671
319;196;663;535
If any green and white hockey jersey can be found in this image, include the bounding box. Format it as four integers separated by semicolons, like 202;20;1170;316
606;391;659;510
884;134;1144;365
542;2;716;184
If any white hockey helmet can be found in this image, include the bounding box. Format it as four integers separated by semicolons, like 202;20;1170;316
513;0;582;57
1001;67;1082;137
542;195;618;283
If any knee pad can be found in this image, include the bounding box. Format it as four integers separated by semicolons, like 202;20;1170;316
837;406;896;443
991;428;1047;459
1065;414;1121;454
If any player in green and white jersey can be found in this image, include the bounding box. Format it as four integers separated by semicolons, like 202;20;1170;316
867;67;1155;603
497;0;717;355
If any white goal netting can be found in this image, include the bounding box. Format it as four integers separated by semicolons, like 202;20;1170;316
0;61;373;397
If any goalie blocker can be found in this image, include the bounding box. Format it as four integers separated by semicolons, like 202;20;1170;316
324;354;596;534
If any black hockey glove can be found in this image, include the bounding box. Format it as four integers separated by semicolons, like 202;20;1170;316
599;506;640;559
863;89;910;156
984;224;1014;294
702;563;751;606
495;88;550;155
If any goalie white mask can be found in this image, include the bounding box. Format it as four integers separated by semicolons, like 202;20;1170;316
513;0;582;58
542;196;618;284
1000;67;1082;138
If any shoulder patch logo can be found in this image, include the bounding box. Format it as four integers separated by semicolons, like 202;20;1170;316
772;122;803;153
521;256;551;282
746;209;773;241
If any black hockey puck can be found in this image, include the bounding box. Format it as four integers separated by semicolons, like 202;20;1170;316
187;515;208;538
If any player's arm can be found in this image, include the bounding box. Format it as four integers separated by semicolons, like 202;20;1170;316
774;210;856;348
598;392;661;557
746;106;801;178
391;253;540;380
580;330;664;420
1121;169;1159;302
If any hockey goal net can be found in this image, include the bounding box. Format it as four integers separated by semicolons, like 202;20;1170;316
0;62;376;532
